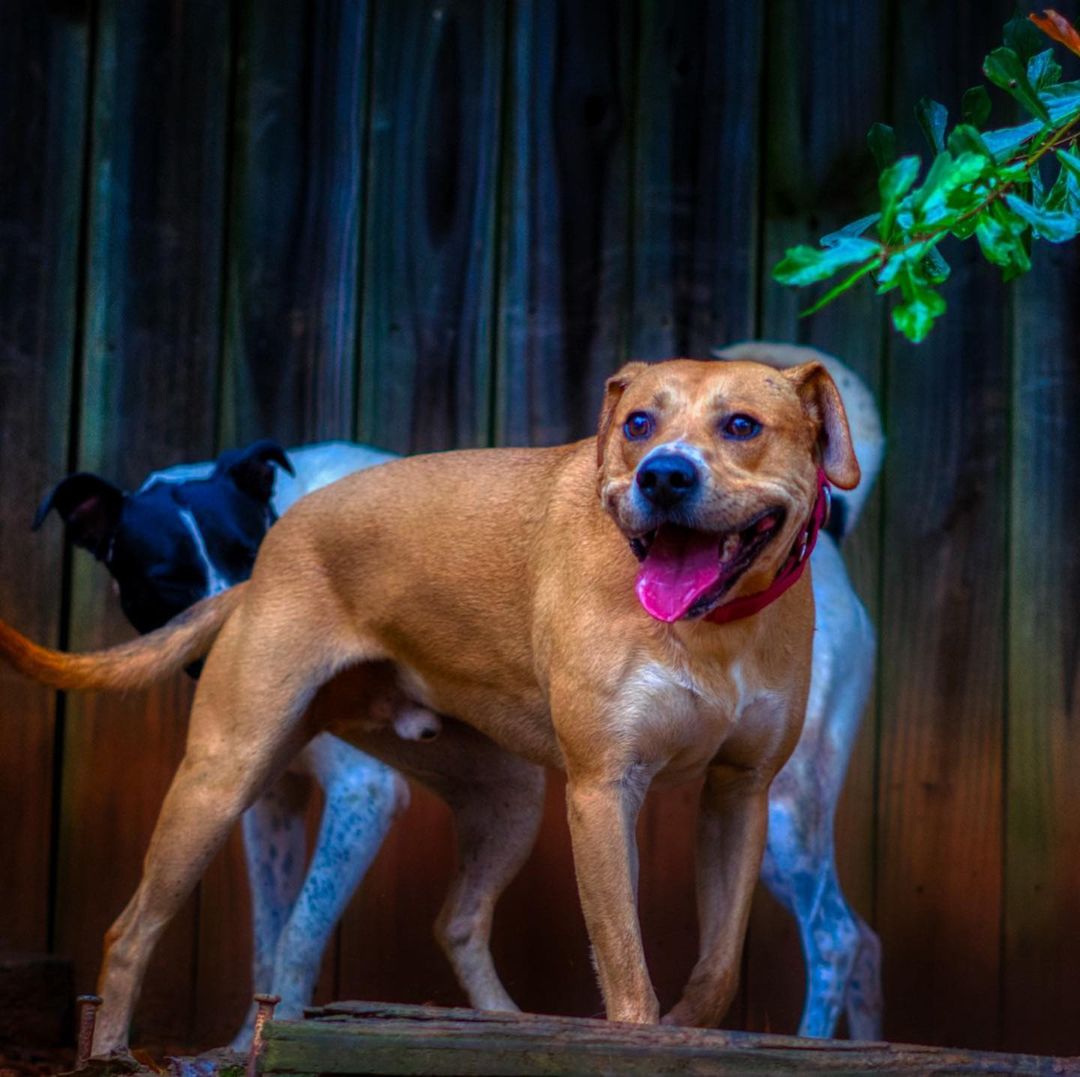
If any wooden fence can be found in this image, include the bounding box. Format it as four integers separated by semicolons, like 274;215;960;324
1;0;1077;1058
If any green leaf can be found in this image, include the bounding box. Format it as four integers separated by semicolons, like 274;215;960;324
892;270;946;344
976;205;1032;280
1028;49;1063;90
798;259;879;318
1044;156;1080;212
962;85;992;128
878;155;920;239
922;245;951;285
917;97;949;154
1057;146;1080;183
947;123;992;159
1041;80;1080;125
867;122;897;171
983;47;1052;123
911;151;990;227
1004;8;1048;64
772;237;880;287
820;212;881;247
983;117;1043;162
1003;192;1080;241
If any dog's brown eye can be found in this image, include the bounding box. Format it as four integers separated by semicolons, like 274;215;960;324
623;412;654;441
722;414;761;440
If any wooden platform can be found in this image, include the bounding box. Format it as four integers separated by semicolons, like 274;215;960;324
259;1002;1080;1076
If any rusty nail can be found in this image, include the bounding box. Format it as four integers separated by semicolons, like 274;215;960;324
245;994;281;1077
75;994;103;1069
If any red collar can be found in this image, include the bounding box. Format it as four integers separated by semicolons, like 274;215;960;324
703;469;831;626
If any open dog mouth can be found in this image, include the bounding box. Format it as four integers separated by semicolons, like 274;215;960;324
630;507;785;623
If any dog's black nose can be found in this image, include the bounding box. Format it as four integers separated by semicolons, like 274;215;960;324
636;453;700;509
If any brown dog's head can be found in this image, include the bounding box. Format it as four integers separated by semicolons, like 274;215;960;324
596;358;859;622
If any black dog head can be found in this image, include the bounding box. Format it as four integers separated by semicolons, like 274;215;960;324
34;439;294;636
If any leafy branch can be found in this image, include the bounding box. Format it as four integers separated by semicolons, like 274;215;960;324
772;8;1080;343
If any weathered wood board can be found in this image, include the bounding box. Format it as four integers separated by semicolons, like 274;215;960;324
260;1002;1078;1076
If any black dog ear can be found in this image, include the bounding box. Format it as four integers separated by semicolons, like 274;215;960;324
32;473;126;560
214;439;295;505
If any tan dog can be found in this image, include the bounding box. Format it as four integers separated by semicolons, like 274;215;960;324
0;357;857;1052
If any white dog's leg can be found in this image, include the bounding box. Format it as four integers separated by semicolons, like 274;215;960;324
761;818;862;1038
266;736;405;1022
229;772;313;1048
228;735;405;1051
845;914;883;1040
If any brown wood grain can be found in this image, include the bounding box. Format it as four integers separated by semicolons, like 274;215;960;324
495;0;634;447
0;0;89;955
357;0;504;454
751;0;889;1035
629;0;763;360
1004;241;1080;1054
875;0;1013;1049
54;0;231;1046
219;0;370;451
200;0;375;1044
268;1001;1075;1076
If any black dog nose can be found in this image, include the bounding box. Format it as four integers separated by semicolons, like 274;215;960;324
636;452;700;509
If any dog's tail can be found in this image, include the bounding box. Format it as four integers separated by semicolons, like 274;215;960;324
0;584;245;692
712;341;885;540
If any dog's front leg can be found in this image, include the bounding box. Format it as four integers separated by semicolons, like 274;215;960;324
564;765;658;1023
663;761;773;1028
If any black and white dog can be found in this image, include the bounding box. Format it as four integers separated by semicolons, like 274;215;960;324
35;344;883;1042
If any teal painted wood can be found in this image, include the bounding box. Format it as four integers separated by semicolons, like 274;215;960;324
358;0;504;455
495;0;634;448
0;0;89;954
57;0;231;1046
750;0;888;1034
220;0;371;450
629;0;763;361
1005;245;1080;1055
876;0;1012;1050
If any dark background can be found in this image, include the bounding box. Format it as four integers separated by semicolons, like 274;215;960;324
1;0;1078;1058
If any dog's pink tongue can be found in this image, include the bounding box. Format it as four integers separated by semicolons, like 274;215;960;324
636;526;720;622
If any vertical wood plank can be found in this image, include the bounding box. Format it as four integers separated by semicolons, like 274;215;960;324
751;0;888;1034
876;0;1011;1048
220;0;369;450
627;0;764;1026
357;0;504;455
1005;244;1080;1055
339;0;506;1007
629;0;763;360
0;0;89;952
201;1;373;1044
56;0;230;1047
495;0;634;447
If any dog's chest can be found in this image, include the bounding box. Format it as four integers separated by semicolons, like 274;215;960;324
617;656;753;775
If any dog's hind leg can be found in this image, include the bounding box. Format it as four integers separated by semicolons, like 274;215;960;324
431;749;545;1011
761;817;860;1038
337;717;545;1013
844;914;883;1040
93;599;364;1055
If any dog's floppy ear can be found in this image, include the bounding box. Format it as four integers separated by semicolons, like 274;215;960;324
596;362;650;466
32;473;126;560
782;362;861;490
214;439;295;504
